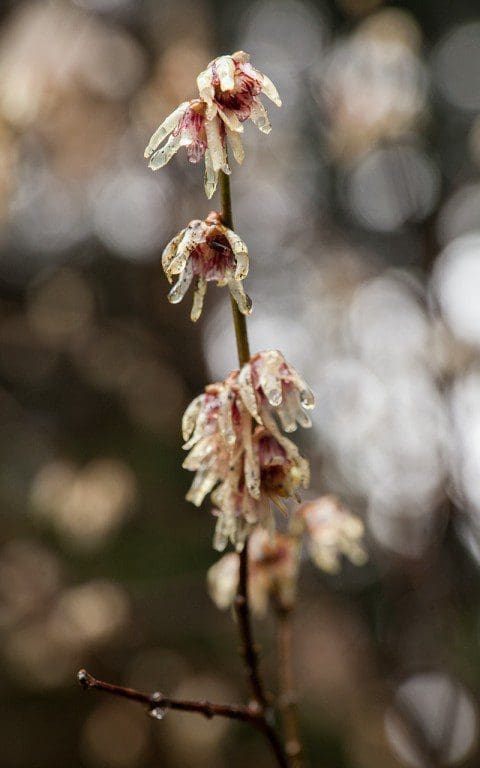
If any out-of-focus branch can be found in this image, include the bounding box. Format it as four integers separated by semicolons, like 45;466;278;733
276;605;305;768
77;669;262;724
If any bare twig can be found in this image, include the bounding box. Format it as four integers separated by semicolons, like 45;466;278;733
77;669;261;724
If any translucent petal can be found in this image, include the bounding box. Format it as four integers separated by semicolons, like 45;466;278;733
190;276;207;322
181;394;204;442
218;384;236;446
290;369;315;409
144;102;188;158
197;69;214;105
224;229;249;279
204;149;219;199
162;228;186;279
168;224;203;276
228;279;252;316
249;99;271;134
261;408;299;459
238;364;261;423
168;260;194;304
260;74;282;107
218;107;244;133
258;352;284;407
216;56;235;91
204;117;229;173
186;470;218;506
227;128;245;165
240;406;260;499
148;133;183;170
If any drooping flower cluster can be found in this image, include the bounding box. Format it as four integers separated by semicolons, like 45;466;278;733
207;527;299;615
295;495;367;573
162;211;251;321
145;52;281;198
182;352;314;551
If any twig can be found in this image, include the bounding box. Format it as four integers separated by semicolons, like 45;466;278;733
77;669;261;724
276;606;305;767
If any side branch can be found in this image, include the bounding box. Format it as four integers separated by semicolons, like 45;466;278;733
77;669;261;724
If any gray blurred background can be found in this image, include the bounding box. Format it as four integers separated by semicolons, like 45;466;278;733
2;0;480;766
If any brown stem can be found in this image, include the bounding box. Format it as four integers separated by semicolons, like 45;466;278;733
234;539;269;710
276;607;305;767
77;669;260;724
219;169;289;768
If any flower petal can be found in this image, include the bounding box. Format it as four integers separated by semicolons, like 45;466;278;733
181;394;205;442
168;259;194;304
227;128;245;165
148;132;183;170
144;102;189;158
204;149;219;199
224;229;249;279
260;73;282;106
204;117;229;173
190;276;207;322
216;55;235;91
228;279;252;316
162;228;186;279
218;107;244;133
249;99;272;134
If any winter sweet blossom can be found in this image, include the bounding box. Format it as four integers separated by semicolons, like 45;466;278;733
207;527;299;615
144;99;229;198
162;212;251;321
238;350;315;433
181;356;313;551
296;495;367;573
197;51;282;134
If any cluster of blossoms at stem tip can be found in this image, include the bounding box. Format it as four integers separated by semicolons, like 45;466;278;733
182;351;315;551
144;51;281;198
208;496;367;615
161;211;251;321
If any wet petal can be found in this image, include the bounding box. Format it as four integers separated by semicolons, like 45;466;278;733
228;279;252;316
218;107;244;133
204;117;229;173
224;229;249;279
216;55;235;91
249;99;271;134
190;276;207;322
181;394;204;442
148;132;183;170
231;50;250;64
238;364;261;423
144;102;188;158
260;73;282;107
168;260;194;304
204;149;219;199
186;469;218;506
162;228;186;279
227;128;245;165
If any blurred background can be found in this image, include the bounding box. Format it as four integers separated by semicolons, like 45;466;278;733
2;0;480;766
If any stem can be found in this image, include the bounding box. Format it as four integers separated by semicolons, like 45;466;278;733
77;669;260;724
219;169;289;768
220;170;250;366
276;607;305;767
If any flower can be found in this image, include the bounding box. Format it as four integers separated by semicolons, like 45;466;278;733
197;51;282;134
207;527;299;615
181;363;312;551
296;495;367;573
144;99;229;198
212;425;310;552
238;350;315;433
162;211;251;321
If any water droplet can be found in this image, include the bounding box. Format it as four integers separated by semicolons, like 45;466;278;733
149;706;167;720
148;692;167;720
